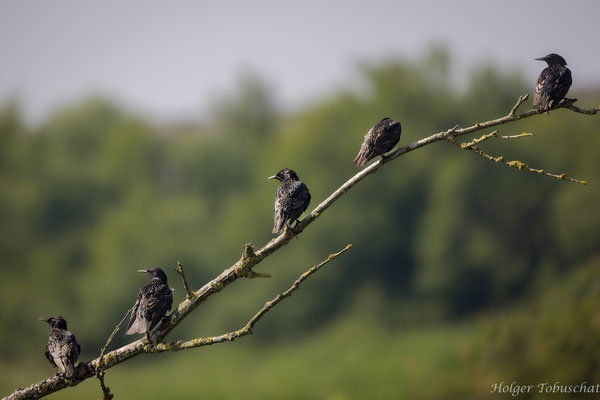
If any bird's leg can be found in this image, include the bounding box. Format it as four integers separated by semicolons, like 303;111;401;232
560;97;577;107
289;220;302;237
382;151;397;163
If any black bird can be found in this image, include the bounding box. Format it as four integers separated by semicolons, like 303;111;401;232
268;168;311;234
126;268;173;338
353;117;402;167
533;53;572;111
40;316;80;378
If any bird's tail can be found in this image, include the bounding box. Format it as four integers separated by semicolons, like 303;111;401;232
57;358;75;378
353;150;369;168
125;315;147;335
273;212;285;234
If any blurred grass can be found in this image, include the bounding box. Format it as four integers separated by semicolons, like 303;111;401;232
3;316;482;400
3;258;600;399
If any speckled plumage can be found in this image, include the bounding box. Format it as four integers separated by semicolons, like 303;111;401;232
353;117;402;167
269;168;311;234
126;268;173;338
533;53;572;111
42;316;80;378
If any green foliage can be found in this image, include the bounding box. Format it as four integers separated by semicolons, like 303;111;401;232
1;47;599;397
480;257;600;398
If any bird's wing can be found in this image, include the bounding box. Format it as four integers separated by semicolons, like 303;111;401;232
533;69;551;110
353;126;375;167
146;284;173;314
64;331;79;360
147;285;174;332
273;187;287;234
553;68;572;102
373;122;400;155
288;182;311;219
45;343;56;367
127;292;142;331
535;73;546;96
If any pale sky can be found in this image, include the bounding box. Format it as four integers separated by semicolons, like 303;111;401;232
0;0;598;123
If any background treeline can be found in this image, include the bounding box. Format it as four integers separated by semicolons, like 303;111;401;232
1;48;599;399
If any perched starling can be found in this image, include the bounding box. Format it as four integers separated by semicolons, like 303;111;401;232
353;117;402;167
40;316;80;378
533;53;572;111
126;268;173;338
268;168;311;234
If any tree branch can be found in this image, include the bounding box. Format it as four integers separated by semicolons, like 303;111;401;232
452;139;587;185
95;308;132;400
146;244;352;353
449;126;586;185
175;261;196;300
457;130;534;148
561;98;600;115
4;96;597;400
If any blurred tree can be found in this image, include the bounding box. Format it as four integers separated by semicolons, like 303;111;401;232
1;47;599;399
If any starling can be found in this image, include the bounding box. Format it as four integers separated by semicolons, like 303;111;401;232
268;168;311;234
533;53;572;111
353;117;402;167
40;316;80;378
126;268;173;338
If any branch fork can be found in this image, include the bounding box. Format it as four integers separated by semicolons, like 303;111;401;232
235;244;271;278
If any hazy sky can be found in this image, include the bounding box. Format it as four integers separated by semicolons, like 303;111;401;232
1;0;598;123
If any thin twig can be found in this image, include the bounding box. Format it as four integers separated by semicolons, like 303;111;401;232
175;261;195;300
456;130;498;147
95;308;132;400
4;96;597;400
456;130;534;148
96;372;112;400
453;142;587;185
499;132;534;140
509;94;529;116
561;98;600;115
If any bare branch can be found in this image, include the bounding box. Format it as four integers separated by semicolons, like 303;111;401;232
452;141;587;185
455;130;534;148
96;372;112;400
235;244;271;278
175;261;196;300
456;130;498;147
561;98;600;115
509;94;529;116
4;96;597;400
95;308;132;400
499;132;534;140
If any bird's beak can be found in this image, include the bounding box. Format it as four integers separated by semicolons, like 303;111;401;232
534;57;546;61
38;318;49;323
267;175;277;180
138;269;149;274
